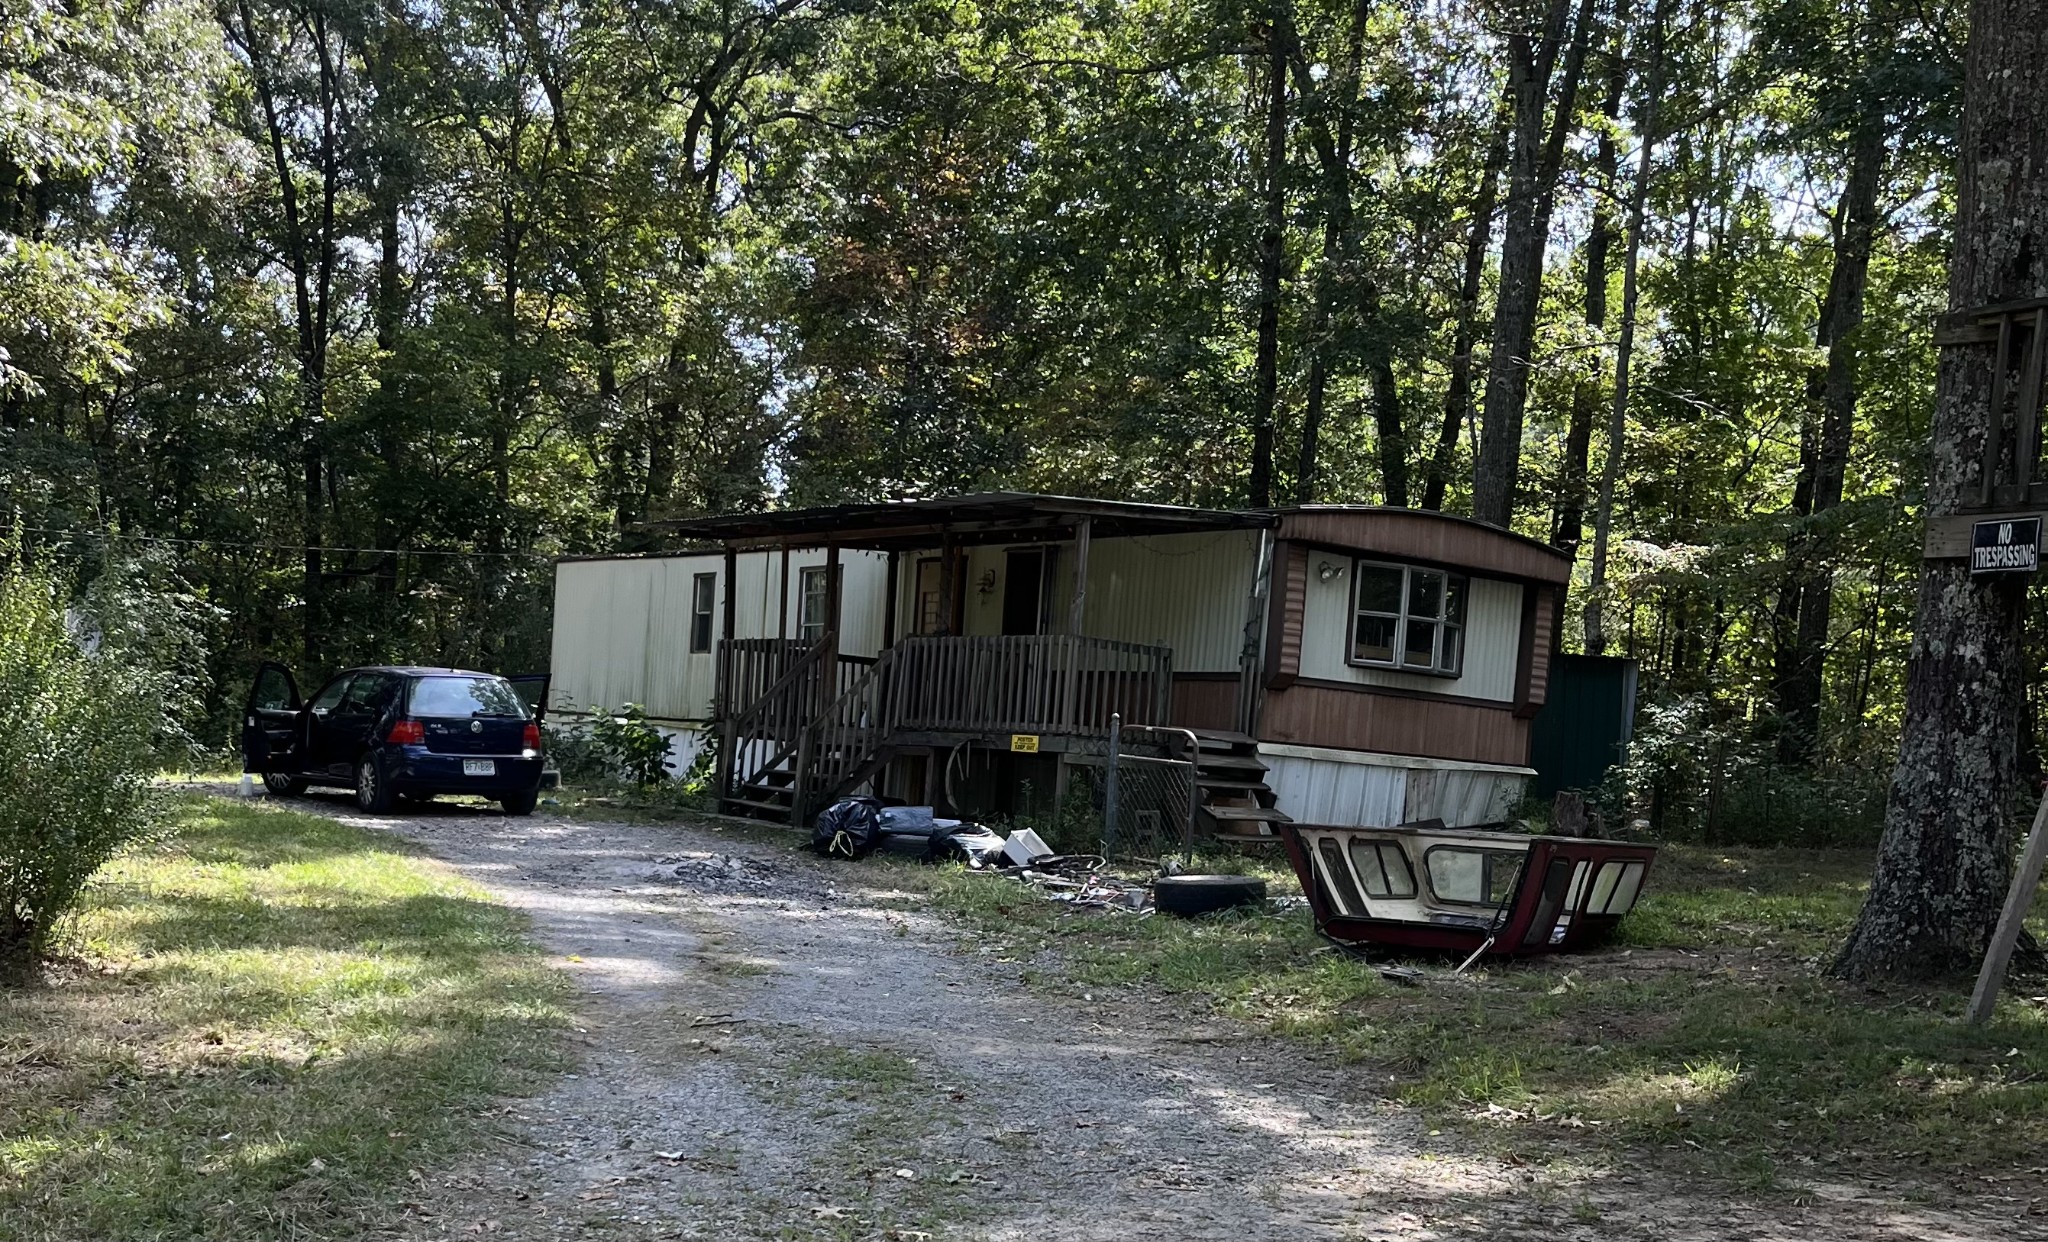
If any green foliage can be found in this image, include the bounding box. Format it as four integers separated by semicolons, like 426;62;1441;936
1605;695;1890;845
0;561;168;967
583;704;673;786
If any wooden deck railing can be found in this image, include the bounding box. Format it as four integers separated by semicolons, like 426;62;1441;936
719;633;1174;818
886;634;1173;736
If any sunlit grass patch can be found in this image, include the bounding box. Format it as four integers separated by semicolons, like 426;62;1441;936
896;837;2048;1183
0;795;572;1240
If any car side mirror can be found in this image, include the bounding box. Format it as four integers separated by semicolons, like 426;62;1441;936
311;707;329;718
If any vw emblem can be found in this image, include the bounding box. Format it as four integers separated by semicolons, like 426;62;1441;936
469;720;482;734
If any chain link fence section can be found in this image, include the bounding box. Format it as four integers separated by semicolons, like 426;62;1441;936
1063;722;1198;862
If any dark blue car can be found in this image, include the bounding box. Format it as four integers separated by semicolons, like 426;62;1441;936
242;664;552;814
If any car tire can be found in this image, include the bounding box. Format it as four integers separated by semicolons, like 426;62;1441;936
261;773;306;797
355;754;396;814
501;787;539;817
1154;874;1267;918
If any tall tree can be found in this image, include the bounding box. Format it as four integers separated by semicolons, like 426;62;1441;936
1248;4;1292;509
1582;0;1670;656
1422;98;1510;513
1550;10;1627;557
1470;0;1597;527
1833;0;2048;981
223;0;359;670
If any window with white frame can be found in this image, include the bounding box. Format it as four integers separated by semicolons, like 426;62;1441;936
1350;560;1466;676
689;572;716;653
798;566;832;642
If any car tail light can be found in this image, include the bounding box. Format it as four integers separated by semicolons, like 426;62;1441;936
388;719;425;745
523;723;541;751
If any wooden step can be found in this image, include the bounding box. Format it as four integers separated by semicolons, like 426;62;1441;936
1201;803;1295;824
1195;752;1268;774
1195;775;1271;793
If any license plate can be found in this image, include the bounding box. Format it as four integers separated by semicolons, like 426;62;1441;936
463;759;496;777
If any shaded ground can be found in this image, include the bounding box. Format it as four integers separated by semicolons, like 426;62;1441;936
239;790;2043;1242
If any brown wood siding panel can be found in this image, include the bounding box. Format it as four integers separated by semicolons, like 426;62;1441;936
1523;586;1557;713
1264;541;1308;689
1277;510;1571;584
1259;682;1532;767
1170;675;1242;733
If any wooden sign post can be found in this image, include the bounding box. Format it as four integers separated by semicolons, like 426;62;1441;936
1967;783;2048;1023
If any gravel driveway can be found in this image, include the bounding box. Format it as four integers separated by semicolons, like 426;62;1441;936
257;793;2031;1241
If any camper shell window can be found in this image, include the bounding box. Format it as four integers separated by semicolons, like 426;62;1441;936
1351;561;1466;676
1424;845;1525;907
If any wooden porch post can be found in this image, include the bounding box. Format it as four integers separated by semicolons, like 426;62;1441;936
883;549;900;648
777;543;791;642
1063;519;1091;731
824;543;843;652
714;545;738;802
1067;518;1091;635
938;532;958;636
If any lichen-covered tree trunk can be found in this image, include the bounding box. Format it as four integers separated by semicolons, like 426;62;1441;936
1832;0;2048;982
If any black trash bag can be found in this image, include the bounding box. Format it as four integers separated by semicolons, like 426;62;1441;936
812;796;884;859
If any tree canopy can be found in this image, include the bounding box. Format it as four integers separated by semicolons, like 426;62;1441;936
2;0;1975;849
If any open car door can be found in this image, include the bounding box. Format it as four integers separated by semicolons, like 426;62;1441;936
505;674;551;723
241;662;303;774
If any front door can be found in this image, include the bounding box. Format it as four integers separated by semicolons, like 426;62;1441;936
241;662;303;774
1002;548;1050;636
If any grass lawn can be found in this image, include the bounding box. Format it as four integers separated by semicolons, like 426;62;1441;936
0;795;572;1240
889;841;2048;1187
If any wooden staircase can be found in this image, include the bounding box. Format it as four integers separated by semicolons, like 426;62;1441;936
721;646;899;824
1190;730;1292;845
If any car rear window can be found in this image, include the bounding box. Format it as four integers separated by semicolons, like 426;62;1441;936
409;676;528;719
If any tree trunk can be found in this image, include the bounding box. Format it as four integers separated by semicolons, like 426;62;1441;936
231;0;338;669
1833;0;2048;982
1295;1;1366;504
1773;118;1887;765
1552;16;1626;557
1470;0;1596;528
1583;0;1671;656
1248;10;1289;509
1423;101;1511;513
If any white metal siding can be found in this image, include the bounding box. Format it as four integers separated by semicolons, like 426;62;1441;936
892;531;1256;672
550;549;888;724
1085;532;1258;672
1261;744;1529;829
1298;567;1522;701
551;556;715;721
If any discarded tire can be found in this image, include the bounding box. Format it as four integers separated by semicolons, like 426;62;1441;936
1154;874;1267;917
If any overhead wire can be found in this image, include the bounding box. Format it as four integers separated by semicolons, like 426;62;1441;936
0;523;556;561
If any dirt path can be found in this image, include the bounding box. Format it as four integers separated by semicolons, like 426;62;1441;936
262;793;2031;1241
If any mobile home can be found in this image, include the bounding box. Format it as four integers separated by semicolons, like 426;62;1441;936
548;492;1572;836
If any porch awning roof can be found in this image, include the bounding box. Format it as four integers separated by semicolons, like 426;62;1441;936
648;491;1274;550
